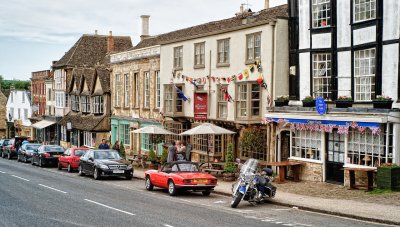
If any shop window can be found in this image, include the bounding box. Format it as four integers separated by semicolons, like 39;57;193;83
236;83;261;119
164;121;190;145
312;53;332;99
119;124;130;145
312;0;331;28
141;134;156;151
291;130;321;161
348;126;392;167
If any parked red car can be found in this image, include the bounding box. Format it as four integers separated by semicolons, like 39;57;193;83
144;161;217;196
58;147;89;172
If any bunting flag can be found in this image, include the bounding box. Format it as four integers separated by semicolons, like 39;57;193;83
223;88;234;102
174;84;189;102
244;69;249;79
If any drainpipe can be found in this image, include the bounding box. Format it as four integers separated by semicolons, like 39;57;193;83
270;21;276;106
208;50;212;118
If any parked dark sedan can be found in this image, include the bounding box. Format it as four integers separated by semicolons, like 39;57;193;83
17;143;42;163
0;139;10;157
78;150;133;180
31;145;65;167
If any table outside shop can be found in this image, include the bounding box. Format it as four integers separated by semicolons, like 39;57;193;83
265;160;303;183
344;167;376;191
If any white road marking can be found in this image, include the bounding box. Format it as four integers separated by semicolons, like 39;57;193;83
38;184;67;194
163;224;174;227
213;200;225;204
84;199;135;216
11;175;30;181
180;199;191;202
273;208;293;211
282;224;294;226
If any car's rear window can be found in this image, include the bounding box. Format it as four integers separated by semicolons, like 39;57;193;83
74;149;87;157
177;163;199;172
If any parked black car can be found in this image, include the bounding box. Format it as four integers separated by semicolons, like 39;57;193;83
31;145;65;167
78;150;133;180
2;136;29;159
0;139;10;157
17;143;42;163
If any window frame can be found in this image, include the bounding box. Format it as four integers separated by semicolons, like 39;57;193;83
92;96;104;114
124;73;130;108
144;71;150;108
217;86;228;119
173;46;183;70
312;52;332;99
114;74;121;107
245;33;261;64
217;38;230;67
119;124;131;145
133;72;139;108
312;0;331;28
194;42;205;68
236;82;262;120
81;95;90;113
354;48;376;102
353;0;376;23
291;129;322;161
155;71;161;109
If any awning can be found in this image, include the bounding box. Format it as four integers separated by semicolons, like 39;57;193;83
31;120;56;129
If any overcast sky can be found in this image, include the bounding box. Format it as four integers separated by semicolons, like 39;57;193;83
0;0;286;80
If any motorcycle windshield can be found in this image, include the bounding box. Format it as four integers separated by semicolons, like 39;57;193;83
240;159;258;174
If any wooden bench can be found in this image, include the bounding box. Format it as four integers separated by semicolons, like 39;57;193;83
345;167;376;191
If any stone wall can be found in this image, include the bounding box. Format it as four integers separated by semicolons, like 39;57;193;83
297;161;323;182
0;91;7;138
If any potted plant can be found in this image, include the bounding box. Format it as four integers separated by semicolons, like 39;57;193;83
336;96;353;108
223;143;236;182
377;163;400;191
274;95;289;107
119;143;126;158
373;95;393;109
148;149;158;170
160;147;168;165
302;96;316;107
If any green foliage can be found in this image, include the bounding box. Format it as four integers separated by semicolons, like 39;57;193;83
148;149;157;163
119;143;125;158
276;95;289;101
240;128;265;158
224;143;236;173
160;147;168;165
380;163;400;168
302;96;315;102
369;188;392;195
1;79;30;90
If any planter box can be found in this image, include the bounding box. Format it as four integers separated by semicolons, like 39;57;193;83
377;167;400;191
274;100;289;107
335;101;353;108
373;100;393;109
223;173;236;182
302;100;315;107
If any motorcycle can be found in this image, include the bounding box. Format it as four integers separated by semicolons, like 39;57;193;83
230;159;276;208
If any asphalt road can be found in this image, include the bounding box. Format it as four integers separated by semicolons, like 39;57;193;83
0;158;392;227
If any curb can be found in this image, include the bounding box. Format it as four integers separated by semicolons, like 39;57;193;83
133;174;399;226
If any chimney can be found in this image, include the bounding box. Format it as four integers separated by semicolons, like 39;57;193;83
140;15;150;41
107;31;114;53
95;29;98;35
264;0;269;9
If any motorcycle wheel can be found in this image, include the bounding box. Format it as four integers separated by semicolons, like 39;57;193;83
230;191;243;208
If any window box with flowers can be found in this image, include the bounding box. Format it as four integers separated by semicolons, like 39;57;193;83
335;96;353;108
302;96;316;107
377;163;400;191
274;95;289;107
373;95;393;109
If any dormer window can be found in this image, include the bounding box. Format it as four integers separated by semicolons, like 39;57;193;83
81;96;90;113
71;95;80;112
92;96;103;114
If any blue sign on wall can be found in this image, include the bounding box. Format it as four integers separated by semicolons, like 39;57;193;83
316;96;326;115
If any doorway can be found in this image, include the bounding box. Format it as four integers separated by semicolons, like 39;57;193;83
280;131;290;161
326;131;345;184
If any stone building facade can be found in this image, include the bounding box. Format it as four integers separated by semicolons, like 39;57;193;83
0;90;8;138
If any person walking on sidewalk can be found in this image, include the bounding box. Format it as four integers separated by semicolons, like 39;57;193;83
112;140;120;153
167;141;177;163
98;139;110;149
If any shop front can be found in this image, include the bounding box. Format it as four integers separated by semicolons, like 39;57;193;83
264;112;400;185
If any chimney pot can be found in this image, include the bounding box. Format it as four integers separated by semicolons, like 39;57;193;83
95;30;98;35
140;15;150;41
264;0;269;9
109;31;112;36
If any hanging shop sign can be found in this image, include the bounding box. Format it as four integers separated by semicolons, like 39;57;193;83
194;93;208;120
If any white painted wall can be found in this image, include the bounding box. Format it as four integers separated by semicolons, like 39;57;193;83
312;33;331;49
160;20;289;121
298;0;310;50
353;26;376;46
382;44;399;103
6;90;32;126
337;51;352;97
336;0;351;48
45;80;54;116
383;0;400;41
299;52;310;100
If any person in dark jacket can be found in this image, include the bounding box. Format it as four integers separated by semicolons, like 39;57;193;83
98;139;110;149
167;141;177;163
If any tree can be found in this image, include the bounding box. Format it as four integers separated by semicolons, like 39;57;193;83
224;143;236;173
120;143;126;158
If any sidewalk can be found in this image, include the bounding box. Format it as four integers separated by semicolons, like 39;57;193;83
133;167;400;225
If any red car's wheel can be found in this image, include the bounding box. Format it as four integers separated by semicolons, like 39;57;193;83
168;180;177;196
145;176;154;191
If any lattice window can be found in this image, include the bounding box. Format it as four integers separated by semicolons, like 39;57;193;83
354;0;376;22
354;48;375;101
312;53;332;99
291;130;321;160
348;126;392;167
164;121;190;145
312;0;331;28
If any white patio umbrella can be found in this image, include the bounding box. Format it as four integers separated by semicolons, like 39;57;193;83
132;125;176;135
180;123;236;167
132;125;176;156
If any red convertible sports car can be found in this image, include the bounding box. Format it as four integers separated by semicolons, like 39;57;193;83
144;161;217;196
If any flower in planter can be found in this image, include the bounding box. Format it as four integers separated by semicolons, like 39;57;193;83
380;163;400;168
276;95;289;101
374;95;392;101
302;96;315;102
337;96;353;101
